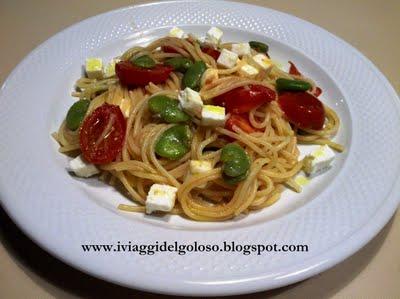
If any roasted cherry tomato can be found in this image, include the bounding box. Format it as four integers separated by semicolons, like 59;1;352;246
162;37;194;53
79;104;126;164
213;85;275;114
201;46;221;60
225;114;256;134
288;61;301;76
288;62;323;97
313;86;322;97
278;91;325;130
161;45;179;53
115;61;173;87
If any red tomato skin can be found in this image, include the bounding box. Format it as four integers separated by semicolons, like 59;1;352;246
288;61;302;76
278;91;325;130
79;104;126;164
225;114;257;134
162;38;194;53
288;62;323;97
313;87;322;97
213;85;276;114
201;46;221;60
115;61;173;87
161;45;179;53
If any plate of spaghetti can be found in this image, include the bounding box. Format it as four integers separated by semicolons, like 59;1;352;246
1;0;399;296
53;26;344;221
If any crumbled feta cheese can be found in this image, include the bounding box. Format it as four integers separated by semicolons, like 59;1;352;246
189;160;213;188
104;58;120;78
239;64;259;78
231;43;251;56
69;155;99;178
169;27;185;38
309;145;335;177
294;175;310;187
206;27;223;45
85;58;103;79
290;174;311;193
201;68;219;86
201;105;226;126
146;184;178;214
178;87;203;117
217;49;239;69
119;97;131;118
252;54;273;70
190;160;213;174
273;60;290;73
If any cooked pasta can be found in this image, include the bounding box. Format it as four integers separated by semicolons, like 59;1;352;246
53;29;342;221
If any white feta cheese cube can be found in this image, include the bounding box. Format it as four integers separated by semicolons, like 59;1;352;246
239;64;259;78
231;43;251;56
85;58;103;79
252;54;273;70
206;26;223;46
273;60;290;73
309;145;335;177
190;160;213;174
217;49;239;69
145;184;178;214
294;175;310;186
119;97;131;118
201;68;219;86
178;87;203;117
169;26;185;38
290;174;311;193
104;58;120;78
201;105;226;126
69;155;99;178
189;160;213;188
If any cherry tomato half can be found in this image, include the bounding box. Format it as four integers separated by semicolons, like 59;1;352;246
115;61;173;87
162;39;194;54
201;46;221;60
213;85;276;114
313;86;322;97
79;104;126;164
288;61;302;76
288;61;323;97
225;114;257;134
278;91;325;130
161;45;179;53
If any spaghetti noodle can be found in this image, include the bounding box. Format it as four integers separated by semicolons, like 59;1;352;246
53;31;342;221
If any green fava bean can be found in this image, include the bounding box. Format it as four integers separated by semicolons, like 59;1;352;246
220;143;250;184
148;95;190;123
131;55;156;69
66;99;90;131
155;125;192;160
221;144;246;162
182;61;207;91
249;41;269;54
222;171;249;185
148;95;178;114
223;158;250;178
160;106;190;123
276;78;312;92
165;57;193;72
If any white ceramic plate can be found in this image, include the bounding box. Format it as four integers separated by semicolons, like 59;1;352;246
1;0;399;296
